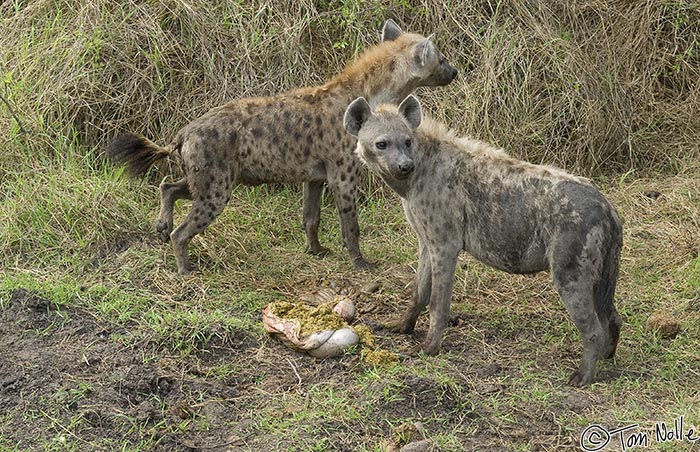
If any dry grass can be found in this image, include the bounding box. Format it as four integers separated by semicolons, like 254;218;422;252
1;1;699;175
1;2;699;450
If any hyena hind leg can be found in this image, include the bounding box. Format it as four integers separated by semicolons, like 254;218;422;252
156;177;192;242
558;289;605;386
169;181;232;275
605;307;622;359
555;275;616;387
329;178;374;271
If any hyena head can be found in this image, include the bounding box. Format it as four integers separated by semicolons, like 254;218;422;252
377;20;458;100
344;95;422;181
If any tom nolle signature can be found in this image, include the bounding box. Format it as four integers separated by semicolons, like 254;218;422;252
580;416;699;451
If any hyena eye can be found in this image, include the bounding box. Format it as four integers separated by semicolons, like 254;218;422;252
375;141;387;150
405;139;412;148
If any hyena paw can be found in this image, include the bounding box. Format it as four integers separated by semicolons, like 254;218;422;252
567;369;593;387
385;318;414;334
155;220;171;242
422;338;441;356
307;244;331;257
176;262;194;276
353;257;376;271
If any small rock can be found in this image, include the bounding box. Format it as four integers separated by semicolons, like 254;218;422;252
361;281;381;294
647;312;681;338
475;362;502;378
507;428;528;439
559;392;594;412
475;382;502;394
1;376;19;389
393;422;425;445
400;439;434;452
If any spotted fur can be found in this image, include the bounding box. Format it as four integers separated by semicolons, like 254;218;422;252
106;20;457;274
345;96;622;386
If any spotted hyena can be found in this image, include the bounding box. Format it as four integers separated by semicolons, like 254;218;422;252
106;20;457;275
344;95;622;386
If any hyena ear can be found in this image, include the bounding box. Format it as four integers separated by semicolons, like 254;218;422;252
382;19;403;42
344;97;372;137
398;95;422;130
418;34;436;66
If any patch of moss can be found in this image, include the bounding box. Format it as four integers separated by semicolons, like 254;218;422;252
353;324;376;347
268;301;346;336
361;348;399;368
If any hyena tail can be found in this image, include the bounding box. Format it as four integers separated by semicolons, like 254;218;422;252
106;133;174;177
595;216;623;359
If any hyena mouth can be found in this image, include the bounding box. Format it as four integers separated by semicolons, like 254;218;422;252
392;162;415;180
391;169;413;180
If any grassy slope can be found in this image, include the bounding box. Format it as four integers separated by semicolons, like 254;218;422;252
1;1;699;451
1;137;699;451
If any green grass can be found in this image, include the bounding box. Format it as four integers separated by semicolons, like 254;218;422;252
1;129;700;450
1;2;700;450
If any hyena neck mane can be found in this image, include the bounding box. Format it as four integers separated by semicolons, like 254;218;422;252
322;33;426;104
412;116;591;187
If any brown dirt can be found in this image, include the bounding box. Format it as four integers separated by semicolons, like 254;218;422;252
1;288;252;451
0;276;600;451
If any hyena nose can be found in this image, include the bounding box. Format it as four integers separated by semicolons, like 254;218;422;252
450;67;458;80
399;161;415;175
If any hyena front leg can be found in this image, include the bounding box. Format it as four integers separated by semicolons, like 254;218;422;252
387;240;432;333
423;244;460;355
156;177;192;242
329;168;374;270
302;181;330;256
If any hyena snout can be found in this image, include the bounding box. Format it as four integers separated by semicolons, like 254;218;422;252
398;159;415;177
390;155;415;179
445;65;458;83
431;60;458;86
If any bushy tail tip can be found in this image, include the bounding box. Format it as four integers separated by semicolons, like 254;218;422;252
105;133;170;177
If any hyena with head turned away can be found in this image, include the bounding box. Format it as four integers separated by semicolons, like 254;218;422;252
106;20;457;275
344;95;622;387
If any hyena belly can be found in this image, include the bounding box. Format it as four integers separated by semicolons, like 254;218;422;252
461;179;552;274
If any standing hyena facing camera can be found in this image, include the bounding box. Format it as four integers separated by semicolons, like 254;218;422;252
344;95;623;386
106;20;457;274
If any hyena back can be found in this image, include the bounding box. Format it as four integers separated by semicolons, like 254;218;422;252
107;20;457;274
344;95;622;386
